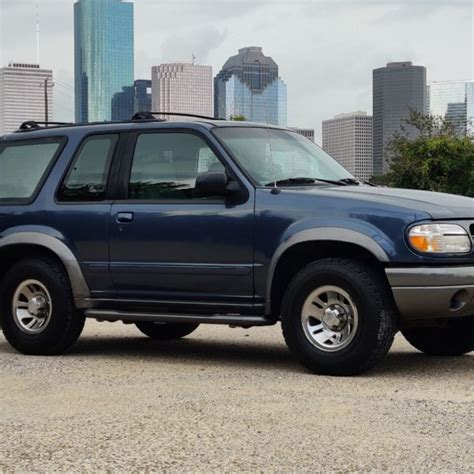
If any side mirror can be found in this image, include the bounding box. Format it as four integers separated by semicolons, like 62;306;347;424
195;171;228;197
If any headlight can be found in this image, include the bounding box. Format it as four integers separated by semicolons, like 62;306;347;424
408;224;471;254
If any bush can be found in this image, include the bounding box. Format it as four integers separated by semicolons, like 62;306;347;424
372;111;474;197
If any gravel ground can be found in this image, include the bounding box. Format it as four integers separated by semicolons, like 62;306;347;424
0;320;473;473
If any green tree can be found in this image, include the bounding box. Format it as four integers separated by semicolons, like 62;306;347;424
372;111;474;197
229;114;246;121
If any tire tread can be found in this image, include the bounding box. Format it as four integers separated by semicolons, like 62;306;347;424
281;258;397;375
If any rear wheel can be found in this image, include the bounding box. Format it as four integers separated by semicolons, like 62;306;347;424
402;318;474;356
281;258;396;376
0;257;85;355
135;321;199;340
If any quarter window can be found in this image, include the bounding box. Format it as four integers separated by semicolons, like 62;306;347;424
58;134;118;202
128;132;224;200
0;139;62;201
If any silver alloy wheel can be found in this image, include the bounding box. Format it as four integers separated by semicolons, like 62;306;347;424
301;285;359;352
12;279;53;334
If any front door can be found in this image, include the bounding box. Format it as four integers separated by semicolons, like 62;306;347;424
109;129;255;313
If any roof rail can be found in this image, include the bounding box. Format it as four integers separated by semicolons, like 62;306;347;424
131;111;225;121
18;120;74;131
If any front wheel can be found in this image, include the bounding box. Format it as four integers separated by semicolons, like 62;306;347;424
135;321;199;340
401;318;474;356
281;258;396;376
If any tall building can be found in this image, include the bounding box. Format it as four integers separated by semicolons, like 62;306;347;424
290;127;315;142
111;86;134;121
0;63;53;135
151;63;212;120
133;79;152;113
74;0;134;123
322;112;373;181
372;61;426;175
214;47;287;126
111;79;152;120
428;80;474;136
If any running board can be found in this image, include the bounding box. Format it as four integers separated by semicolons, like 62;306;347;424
84;309;275;327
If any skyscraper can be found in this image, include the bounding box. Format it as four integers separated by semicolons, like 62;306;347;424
74;0;134;122
372;62;426;175
151;63;213;120
0;63;53;135
133;79;152;113
428;81;474;136
214;47;287;126
322;112;373;181
111;79;151;120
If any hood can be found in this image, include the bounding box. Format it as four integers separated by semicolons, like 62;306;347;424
298;185;474;220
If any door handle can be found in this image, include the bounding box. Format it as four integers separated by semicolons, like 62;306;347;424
116;212;134;224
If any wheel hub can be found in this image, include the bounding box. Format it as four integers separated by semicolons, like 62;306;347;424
322;304;348;331
28;295;48;317
12;279;53;334
301;285;359;352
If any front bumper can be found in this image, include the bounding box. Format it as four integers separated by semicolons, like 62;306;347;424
386;266;474;320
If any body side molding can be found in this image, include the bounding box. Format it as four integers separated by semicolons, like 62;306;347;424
0;231;91;308
264;227;390;314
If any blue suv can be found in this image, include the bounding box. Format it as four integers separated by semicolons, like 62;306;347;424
0;114;473;375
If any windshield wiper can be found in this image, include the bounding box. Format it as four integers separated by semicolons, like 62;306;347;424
265;177;346;187
337;178;362;185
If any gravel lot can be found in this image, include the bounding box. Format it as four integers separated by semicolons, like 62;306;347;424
0;320;472;473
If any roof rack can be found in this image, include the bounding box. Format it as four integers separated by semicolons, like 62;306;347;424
131;111;225;121
18;120;74;131
14;111;225;134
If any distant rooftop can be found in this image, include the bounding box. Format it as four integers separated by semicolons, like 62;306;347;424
222;46;278;70
333;111;370;119
386;61;414;68
7;63;40;69
429;79;474;85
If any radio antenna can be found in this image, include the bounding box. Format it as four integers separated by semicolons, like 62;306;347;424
36;1;40;65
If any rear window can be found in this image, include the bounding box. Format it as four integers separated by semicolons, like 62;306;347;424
0;139;62;201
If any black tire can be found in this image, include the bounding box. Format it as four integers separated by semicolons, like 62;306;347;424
281;258;396;376
135;321;199;340
0;257;85;355
402;318;474;356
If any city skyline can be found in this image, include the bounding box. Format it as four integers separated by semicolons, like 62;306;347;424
1;0;472;140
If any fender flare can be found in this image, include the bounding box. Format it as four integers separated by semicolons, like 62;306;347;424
265;227;390;314
0;231;91;308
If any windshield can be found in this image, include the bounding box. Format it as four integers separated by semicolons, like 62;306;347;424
214;127;354;186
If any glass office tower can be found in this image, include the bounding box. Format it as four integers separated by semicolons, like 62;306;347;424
111;80;151;121
214;47;287;126
429;81;474;136
372;62;426;175
74;0;134;122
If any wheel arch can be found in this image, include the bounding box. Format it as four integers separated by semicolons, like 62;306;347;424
266;228;390;317
0;231;91;308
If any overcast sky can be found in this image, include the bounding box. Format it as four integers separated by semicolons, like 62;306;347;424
1;0;473;140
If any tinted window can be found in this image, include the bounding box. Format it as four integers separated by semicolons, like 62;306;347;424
128;132;224;200
0;140;62;201
58;134;118;201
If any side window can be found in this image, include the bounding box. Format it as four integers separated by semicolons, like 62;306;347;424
58;134;118;202
128;132;224;200
0;140;62;201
